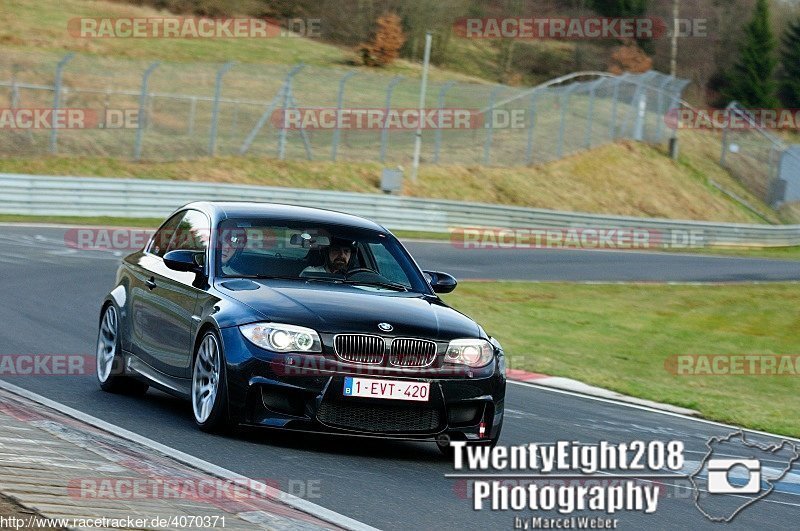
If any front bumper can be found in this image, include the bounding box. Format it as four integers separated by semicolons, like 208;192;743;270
221;327;506;441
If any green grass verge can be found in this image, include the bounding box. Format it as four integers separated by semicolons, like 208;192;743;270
0;140;775;224
0;214;163;227
443;282;800;438
660;245;800;261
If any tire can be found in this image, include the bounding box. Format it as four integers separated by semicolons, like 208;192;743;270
96;304;149;396
191;330;231;433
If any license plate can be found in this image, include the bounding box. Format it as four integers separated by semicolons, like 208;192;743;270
343;377;430;402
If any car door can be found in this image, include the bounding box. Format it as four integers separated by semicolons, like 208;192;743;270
126;211;183;364
129;209;210;379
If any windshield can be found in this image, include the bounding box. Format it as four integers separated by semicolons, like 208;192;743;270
214;218;430;294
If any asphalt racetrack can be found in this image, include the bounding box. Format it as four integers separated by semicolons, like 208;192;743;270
0;224;798;530
3;225;800;282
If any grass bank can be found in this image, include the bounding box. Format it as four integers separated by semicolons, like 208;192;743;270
444;281;800;438
0;139;775;223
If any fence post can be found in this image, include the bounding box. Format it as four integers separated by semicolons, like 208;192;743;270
103;87;111;118
654;75;674;142
134;62;160;161
208;61;235;156
187;97;197;136
618;76;640;139
525;91;538;164
146;94;155;130
483;86;502;165
239;65;303;156
230;103;239;135
380;76;403;163
632;90;647;141
583;79;603;149
433;81;455;163
720;124;729;166
720;101;736;166
669;79;691;160
332;71;357;161
49;52;75;154
278;64;305;160
609;75;624;140
10;67;19;109
628;71;657;141
557;85;577;159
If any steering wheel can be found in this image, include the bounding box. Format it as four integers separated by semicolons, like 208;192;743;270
344;268;376;278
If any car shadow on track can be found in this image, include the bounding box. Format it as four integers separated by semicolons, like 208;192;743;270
121;388;446;462
234;426;445;462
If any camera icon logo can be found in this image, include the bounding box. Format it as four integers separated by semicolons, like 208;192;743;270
691;431;799;522
707;458;761;494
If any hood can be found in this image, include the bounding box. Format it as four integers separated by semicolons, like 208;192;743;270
217;279;481;341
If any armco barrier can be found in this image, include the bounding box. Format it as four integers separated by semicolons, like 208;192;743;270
1;173;799;247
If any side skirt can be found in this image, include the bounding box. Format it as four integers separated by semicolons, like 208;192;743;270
124;352;192;399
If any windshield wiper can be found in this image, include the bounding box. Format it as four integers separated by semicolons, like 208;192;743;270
340;279;408;292
228;275;302;281
227;275;408;292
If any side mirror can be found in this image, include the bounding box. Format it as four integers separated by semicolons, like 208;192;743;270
423;270;457;294
164;250;205;274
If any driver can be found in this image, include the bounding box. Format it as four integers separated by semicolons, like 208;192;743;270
302;238;355;275
219;228;248;275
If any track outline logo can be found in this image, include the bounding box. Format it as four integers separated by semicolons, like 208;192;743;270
689;430;800;522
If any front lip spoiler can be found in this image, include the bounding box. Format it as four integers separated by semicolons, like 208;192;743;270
236;422;449;442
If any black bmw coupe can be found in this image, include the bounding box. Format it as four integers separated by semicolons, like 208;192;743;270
96;202;505;452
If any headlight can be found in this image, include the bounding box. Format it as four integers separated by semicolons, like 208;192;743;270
239;323;322;353
445;339;494;368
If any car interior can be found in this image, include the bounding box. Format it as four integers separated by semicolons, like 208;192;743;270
224;239;371;278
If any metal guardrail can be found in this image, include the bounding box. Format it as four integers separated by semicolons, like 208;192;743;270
1;173;799;247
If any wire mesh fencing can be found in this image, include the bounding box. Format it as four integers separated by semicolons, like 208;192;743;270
0;50;689;166
719;102;800;207
720;102;785;205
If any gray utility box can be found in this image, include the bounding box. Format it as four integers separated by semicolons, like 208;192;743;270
381;167;403;194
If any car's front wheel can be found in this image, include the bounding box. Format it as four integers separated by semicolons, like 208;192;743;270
96;304;148;395
191;330;230;432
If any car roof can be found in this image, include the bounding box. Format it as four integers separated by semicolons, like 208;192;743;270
180;201;387;232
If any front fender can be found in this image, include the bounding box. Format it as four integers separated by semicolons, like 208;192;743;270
102;281;132;352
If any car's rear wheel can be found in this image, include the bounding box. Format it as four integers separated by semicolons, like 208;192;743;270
96;304;148;395
192;330;230;432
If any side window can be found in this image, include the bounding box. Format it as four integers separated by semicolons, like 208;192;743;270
166;210;210;254
148;212;184;258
